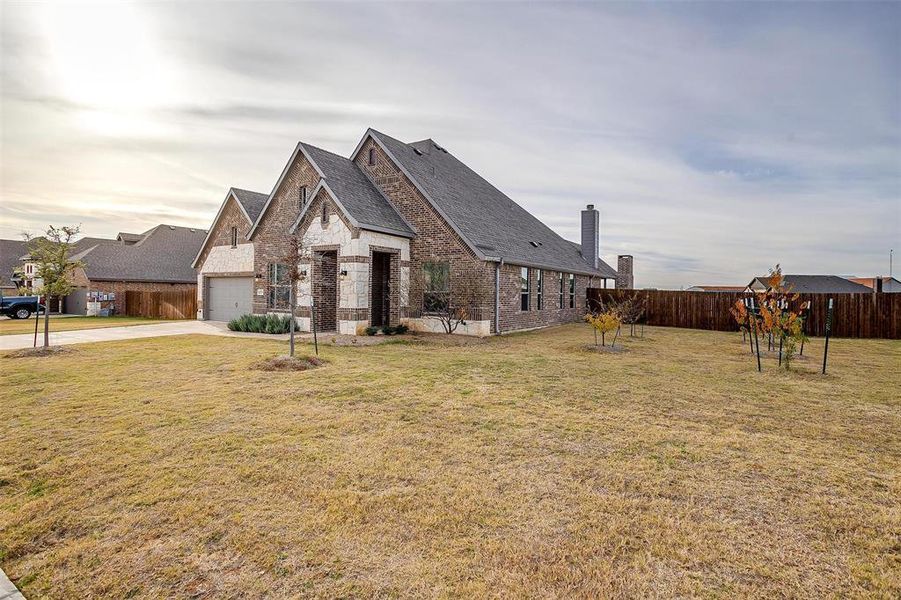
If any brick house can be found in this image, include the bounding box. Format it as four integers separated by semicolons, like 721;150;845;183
193;129;624;335
0;225;206;315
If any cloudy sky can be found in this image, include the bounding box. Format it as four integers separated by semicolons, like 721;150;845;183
1;1;898;288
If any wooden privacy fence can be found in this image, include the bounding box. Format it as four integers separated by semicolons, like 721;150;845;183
125;290;196;320
587;289;901;339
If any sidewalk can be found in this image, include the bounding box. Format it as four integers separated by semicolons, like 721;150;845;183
0;320;301;351
0;568;24;600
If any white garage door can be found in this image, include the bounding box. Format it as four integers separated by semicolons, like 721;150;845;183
207;277;253;322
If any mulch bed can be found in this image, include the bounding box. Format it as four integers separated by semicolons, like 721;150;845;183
252;355;325;372
5;346;76;359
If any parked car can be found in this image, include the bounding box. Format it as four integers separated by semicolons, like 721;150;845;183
0;295;45;319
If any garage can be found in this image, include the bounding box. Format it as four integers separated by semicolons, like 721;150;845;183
206;277;253;321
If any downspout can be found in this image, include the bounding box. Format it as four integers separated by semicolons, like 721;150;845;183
494;258;503;335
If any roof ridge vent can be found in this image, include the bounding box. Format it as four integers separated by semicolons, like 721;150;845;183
169;225;176;230
413;147;423;156
529;241;543;248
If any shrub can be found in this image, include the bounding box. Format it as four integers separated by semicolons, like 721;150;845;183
381;325;396;335
227;314;294;334
364;326;379;336
394;324;409;335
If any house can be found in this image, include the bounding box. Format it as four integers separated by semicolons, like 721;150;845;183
0;239;27;295
846;276;901;293
3;225;206;315
193;129;625;335
686;285;747;292
64;225;206;315
747;275;874;294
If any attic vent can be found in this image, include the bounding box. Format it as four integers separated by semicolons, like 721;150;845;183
169;225;176;230
433;143;448;153
529;241;543;248
189;228;196;232
413;148;423;156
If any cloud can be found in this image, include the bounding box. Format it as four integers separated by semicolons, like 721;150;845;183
1;1;898;287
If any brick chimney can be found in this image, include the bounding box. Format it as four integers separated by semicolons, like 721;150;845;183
616;255;634;289
581;204;599;269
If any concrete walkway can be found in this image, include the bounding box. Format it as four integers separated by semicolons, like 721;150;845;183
0;320;299;351
0;568;24;600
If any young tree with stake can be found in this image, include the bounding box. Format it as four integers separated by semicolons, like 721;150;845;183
22;225;83;347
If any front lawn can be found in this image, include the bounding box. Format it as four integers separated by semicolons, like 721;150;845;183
0;316;168;336
1;325;898;597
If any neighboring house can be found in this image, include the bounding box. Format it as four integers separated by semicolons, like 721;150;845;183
64;225;206;315
3;226;206;315
846;276;901;293
686;285;747;292
194;129;625;335
0;239;28;295
747;275;874;294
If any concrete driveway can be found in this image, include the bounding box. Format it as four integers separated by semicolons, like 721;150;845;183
0;320;294;351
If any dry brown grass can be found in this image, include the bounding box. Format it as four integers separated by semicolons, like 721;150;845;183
0;316;168;336
0;325;898;598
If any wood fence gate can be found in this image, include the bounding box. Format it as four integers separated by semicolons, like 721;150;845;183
125;290;196;320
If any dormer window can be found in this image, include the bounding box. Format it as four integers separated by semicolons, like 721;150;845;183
368;147;376;166
299;185;307;208
230;226;238;248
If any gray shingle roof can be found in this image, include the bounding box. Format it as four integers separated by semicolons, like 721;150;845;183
231;188;268;222
751;275;874;294
369;130;616;277
300;143;414;237
78;225;206;283
0;239;27;288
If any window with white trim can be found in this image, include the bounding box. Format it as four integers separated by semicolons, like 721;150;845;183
267;263;290;310
299;185;307;208
520;267;530;311
423;261;450;313
568;273;575;309
559;272;565;308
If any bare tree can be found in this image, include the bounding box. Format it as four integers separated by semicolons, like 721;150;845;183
408;263;491;334
22;225;84;347
280;234;323;356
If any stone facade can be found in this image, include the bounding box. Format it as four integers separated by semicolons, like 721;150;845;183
194;195;256;318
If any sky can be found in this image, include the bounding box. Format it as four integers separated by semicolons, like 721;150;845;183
1;1;898;289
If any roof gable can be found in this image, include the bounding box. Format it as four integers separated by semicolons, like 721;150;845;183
355;129;616;277
192;189;259;267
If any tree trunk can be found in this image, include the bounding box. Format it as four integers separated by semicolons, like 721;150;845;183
289;286;296;357
43;297;50;347
311;298;319;356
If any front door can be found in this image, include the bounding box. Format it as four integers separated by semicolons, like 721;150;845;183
313;250;337;331
371;252;391;327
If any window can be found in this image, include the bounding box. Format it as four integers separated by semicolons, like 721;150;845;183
230;226;238;248
267;263;290;311
520;267;530;311
321;200;328;224
559;272;565;308
536;270;544;310
368;147;376;166
568;273;575;309
299;185;307;208
423;261;450;312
